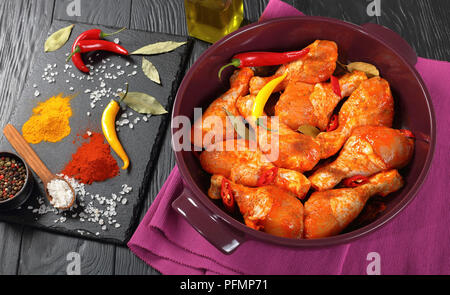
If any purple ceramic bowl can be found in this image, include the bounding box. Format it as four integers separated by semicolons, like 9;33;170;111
171;16;436;254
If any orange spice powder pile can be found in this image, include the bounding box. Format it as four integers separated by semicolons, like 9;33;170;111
22;93;73;144
62;132;119;184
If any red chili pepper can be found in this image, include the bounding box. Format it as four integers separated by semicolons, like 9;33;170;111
220;178;235;213
331;75;341;97
326;114;339;132
69;40;128;56
256;167;278;186
399;129;415;139
66;40;128;69
342;175;369;188
218;48;310;79
68;28;126;73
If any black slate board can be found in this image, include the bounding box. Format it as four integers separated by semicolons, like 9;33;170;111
0;20;192;245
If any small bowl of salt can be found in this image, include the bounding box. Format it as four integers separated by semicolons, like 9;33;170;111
46;177;76;210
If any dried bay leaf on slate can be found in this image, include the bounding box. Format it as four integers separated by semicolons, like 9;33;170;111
346;62;380;78
142;57;161;84
45;24;74;52
297;124;320;137
131;41;187;55
119;92;168;115
223;108;256;141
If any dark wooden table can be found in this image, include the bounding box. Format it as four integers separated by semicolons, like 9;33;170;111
0;0;448;275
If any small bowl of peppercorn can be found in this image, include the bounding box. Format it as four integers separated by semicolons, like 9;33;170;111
0;151;34;211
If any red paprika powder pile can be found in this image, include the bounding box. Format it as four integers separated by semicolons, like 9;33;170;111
62;132;119;184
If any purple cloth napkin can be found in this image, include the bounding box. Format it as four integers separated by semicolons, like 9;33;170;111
128;0;450;275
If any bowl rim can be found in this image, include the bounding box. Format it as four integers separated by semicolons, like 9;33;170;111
172;16;436;247
0;151;32;205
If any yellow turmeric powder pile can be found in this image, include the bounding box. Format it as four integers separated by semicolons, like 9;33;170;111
22;93;73;144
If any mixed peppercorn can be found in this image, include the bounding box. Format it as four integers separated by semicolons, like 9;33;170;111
0;156;27;201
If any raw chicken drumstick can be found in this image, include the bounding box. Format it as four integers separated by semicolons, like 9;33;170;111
209;175;304;239
317;76;394;159
249;40;338;95
309;126;414;191
191;67;254;148
200;139;311;199
275;71;368;131
236;95;321;172
304;170;404;239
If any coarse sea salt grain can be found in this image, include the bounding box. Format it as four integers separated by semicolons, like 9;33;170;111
47;178;73;209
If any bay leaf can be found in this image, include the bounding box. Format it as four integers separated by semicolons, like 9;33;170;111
131;41;187;55
346;62;380;78
297;124;320;137
224;108;256;141
119;92;167;115
44;24;74;52
142;57;161;84
334;60;350;76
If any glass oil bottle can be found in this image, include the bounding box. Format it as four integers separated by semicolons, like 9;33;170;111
184;0;244;44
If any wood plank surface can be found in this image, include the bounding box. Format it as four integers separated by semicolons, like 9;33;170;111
300;0;378;24
0;223;23;275
377;0;450;60
130;0;187;35
53;0;131;28
0;0;448;275
0;0;55;275
18;228;115;275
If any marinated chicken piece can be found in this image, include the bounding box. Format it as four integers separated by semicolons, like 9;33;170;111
339;70;369;97
275;71;368;131
309;126;414;191
317;77;394;159
304;170;403;239
209;175;304;239
191;67;254;148
236;95;321;172
274;81;315;130
200;139;311;199
249;40;338;95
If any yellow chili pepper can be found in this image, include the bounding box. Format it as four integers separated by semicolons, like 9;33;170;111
102;84;129;170
251;72;287;120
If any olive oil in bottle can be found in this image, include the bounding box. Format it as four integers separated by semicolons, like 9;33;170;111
184;0;244;43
